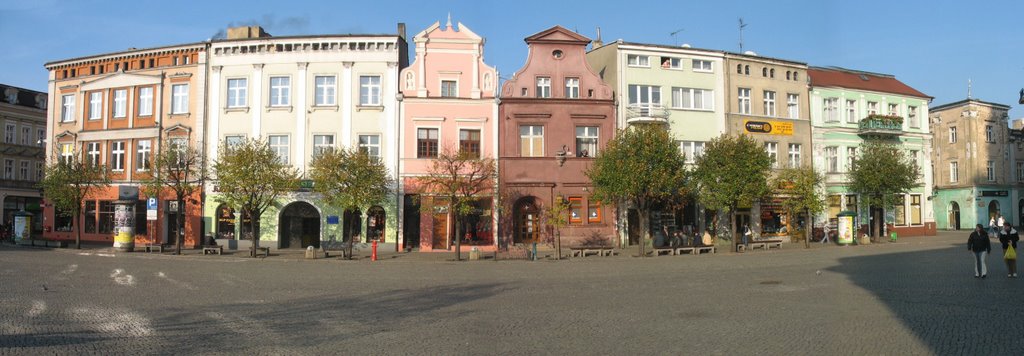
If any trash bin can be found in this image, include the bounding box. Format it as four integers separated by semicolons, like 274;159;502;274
304;246;317;259
890;231;897;242
469;247;480;261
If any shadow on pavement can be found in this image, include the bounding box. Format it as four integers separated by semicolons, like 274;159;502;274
827;243;1024;355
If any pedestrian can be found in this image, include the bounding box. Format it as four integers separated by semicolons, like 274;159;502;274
741;223;752;252
997;214;1005;228
968;224;991;279
989;216;998;237
999;223;1019;278
821;223;831;244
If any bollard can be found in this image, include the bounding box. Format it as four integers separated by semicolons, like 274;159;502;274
371;240;378;261
532;242;537;261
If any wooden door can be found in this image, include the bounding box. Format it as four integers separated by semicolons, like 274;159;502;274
432;212;448;249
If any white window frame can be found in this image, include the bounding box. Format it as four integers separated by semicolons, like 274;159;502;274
825;146;838;173
59;143;74;164
575;126;598;157
987;160;995;182
520;125;544;157
136;140;151;171
269;76;290;107
763;91;776;117
312;134;335;156
359;75;382;106
535;77;551;98
845;99;857;123
738;88;751;114
314;76;336;106
88;92;102;120
3;123;14;144
627;54;650;67
227;78;248;108
224;135;244;149
680;141;705;164
788;143;801;168
986;125;994;143
87;142;102;166
268;135;290;165
111;141;125;171
20;127;30;146
765;142;778;168
949;127;957;143
907;106;919;128
61;94;75;122
113;89;127;118
867;101;878;115
1017;161;1024;183
822;98;839;123
440;80;458;98
662;57;682;70
846;147;857;172
171;84;189;114
35;162;42;182
138;87;154;116
787;94;799;119
671;87;714;110
37;128;45;147
358;134;381;159
628;85;661;107
950;161;959;183
3;159;12;180
19;160;28;180
888;103;899;116
691;59;713;72
565;78;580;99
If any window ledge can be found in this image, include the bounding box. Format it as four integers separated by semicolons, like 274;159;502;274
59;121;76;125
310;105;339;113
692;69;714;74
224;106;250;113
357;105;384;112
169;112;191;118
266;105;293;113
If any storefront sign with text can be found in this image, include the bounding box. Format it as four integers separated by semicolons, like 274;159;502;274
744;120;793;136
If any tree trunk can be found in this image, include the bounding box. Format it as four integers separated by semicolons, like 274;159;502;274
74;206;82;249
176;197;184;255
804;208;811;249
451;208;461;261
250;208;260;252
730;207;738;253
556;230;562;260
638;208;650;257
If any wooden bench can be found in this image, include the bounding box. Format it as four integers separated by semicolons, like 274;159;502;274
570;247;615;258
250;246;270;257
202;245;223;255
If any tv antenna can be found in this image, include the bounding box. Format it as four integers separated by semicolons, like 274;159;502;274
670;28;684;45
738;18;748;52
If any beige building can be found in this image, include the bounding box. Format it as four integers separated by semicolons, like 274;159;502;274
723;52;811;239
0;84;47;233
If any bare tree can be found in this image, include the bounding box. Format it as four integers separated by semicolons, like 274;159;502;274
419;146;496;261
141;138;208;255
38;145;110;249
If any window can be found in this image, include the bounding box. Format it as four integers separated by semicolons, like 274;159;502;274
765;142;778;168
949;127;957;143
736;64;743;74
441;80;457;98
35;162;42;182
459;129;481;158
987;160;995;182
359;75;381;105
358;135;381;159
568;197;582;224
37;129;45;147
744;65;750;75
313;135;335;156
763;91;776;116
762;68;768;77
867;101;878;115
224;135;244;149
950;161;959;183
588;200;601;223
627;54;649;67
787;94;799;119
227;78;248;108
672;88;714;110
417;128;439;158
788;143;801;168
986;125;994;143
111;141;125;171
3;159;12;179
138;87;153;116
828;195;842;218
738;88;751;114
519;125;544;157
662;57;682;69
846;147;857;172
628;85;661;107
908;106;919;128
84;201;97;234
910;195;922;225
171;84;188;114
692;59;712;72
61;95;75;122
19;161;28;180
909;150;920;170
535;77;551;98
887;103;899;116
88;92;102;120
845;195;858;216
564;78;580;99
99;201;114;234
575;126;598;158
823;98;838;122
680;141;704;164
268;135;289;165
59;143;73;164
314;76;336;106
20;127;29;146
894;194;906;226
825;146;838;173
136;140;151;171
769;68;775;78
1018;161;1024;182
113;89;127;118
845;99;857;123
3;123;13;143
269;76;290;107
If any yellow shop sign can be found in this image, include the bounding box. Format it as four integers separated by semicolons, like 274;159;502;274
744;120;793;136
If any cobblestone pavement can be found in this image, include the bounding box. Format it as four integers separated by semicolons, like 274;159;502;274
1;231;1021;355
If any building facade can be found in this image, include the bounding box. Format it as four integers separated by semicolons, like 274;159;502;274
499;26;616;248
202;26;408;250
0;84;47;234
398;20;499;252
723;52;811;239
43;44;208;246
586;40;726;245
929;99;1015;229
808;67;935;238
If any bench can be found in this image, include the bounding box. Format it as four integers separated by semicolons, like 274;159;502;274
737;240;781;252
765;240;783;250
202;245;223;255
694;245;716;254
321;242;353;259
141;244;163;253
250;246;270;257
675;246;697;255
652;247;676;256
570;247;615;258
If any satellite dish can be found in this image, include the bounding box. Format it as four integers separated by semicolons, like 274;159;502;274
744;50;757;56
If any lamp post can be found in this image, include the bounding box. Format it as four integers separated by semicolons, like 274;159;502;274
395;92;404;252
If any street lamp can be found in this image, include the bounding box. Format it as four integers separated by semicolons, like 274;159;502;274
395;92;404;251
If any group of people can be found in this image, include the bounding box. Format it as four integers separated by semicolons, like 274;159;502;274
968;215;1020;278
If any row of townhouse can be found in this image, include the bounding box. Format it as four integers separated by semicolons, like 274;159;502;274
41;20;1019;252
0;84;47;233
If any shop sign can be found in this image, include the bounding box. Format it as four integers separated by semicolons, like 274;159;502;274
327;215;339;224
744;120;793;136
297;180;314;192
118;185;139;200
980;190;1008;197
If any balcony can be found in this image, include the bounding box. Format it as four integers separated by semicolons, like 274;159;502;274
624;104;670;125
858;115;903;136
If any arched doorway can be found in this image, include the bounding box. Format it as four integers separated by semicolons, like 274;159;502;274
278;201;320;249
215;204;236;239
949;202;960;231
366;206;386;242
513;197;540;244
343;208;362;243
988;200;1000;222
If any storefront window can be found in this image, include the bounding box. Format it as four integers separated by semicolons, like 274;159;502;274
239;209;258;240
134;200;148;236
588;200;602;223
568;197;582;225
760;199;789;236
910;195;921;225
828;195;842;218
99;201;114;234
844;195;858;216
54;207;73;232
84;201;97;234
894;194;906;226
216;205;236;239
458;199;493;246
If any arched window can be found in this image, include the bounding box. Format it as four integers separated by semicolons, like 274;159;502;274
793;71;799;81
786;71;791;80
762;67;768;77
744;65;750;75
770;68;775;78
737;64;743;74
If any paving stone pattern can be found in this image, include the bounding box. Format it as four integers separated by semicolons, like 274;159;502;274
1;231;1021;355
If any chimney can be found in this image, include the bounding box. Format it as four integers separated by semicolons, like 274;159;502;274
227;26;271;40
593;27;603;48
397;22;407;41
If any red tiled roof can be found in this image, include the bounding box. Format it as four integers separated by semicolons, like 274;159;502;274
808;67;930;99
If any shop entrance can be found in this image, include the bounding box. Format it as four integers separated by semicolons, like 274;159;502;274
278;201;320;249
513;197;540;244
402;194;420;250
164;201;181;246
342;208;362;243
366;206;385;242
949;202;960;230
215;204;236;240
988;200;1000;221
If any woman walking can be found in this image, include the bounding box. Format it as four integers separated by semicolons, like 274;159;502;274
999;223;1019;278
968;224;991;278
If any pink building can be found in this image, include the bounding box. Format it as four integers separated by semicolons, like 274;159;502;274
398;20;499;252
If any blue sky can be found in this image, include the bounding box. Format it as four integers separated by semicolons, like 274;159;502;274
2;0;1022;118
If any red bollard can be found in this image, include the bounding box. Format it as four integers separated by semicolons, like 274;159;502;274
371;240;378;261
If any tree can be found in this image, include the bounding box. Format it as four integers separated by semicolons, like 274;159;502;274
38;147;111;249
141;138;207;255
587;125;688;257
212;138;300;255
847;139;919;240
774;166;825;248
419;147;496;261
690;134;773;250
309;147;392;258
543;197;570;260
